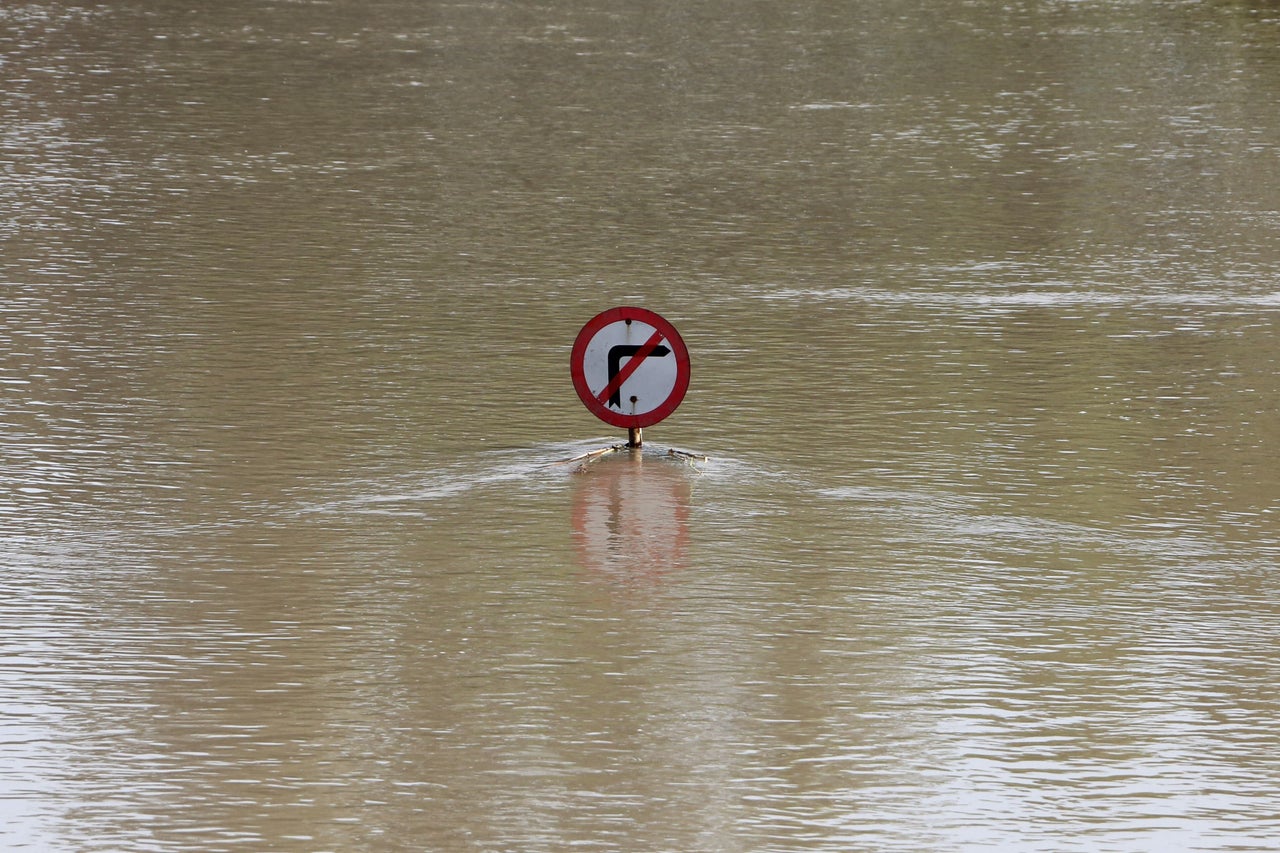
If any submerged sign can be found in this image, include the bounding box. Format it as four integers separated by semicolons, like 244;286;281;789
569;306;691;430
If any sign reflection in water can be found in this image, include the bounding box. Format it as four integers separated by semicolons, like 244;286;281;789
571;451;693;590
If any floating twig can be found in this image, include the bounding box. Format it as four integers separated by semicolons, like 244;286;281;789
552;443;627;466
552;443;708;470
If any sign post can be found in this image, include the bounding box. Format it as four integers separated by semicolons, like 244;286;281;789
570;307;691;447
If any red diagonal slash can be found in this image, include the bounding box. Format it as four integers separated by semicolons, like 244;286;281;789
595;328;666;406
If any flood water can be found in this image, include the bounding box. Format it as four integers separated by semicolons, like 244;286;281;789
4;1;1280;850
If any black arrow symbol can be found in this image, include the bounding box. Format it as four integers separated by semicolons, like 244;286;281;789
607;344;671;408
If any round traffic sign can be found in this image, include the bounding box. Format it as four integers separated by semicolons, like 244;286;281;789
570;307;691;429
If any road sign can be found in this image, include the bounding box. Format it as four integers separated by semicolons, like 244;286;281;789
570;307;690;429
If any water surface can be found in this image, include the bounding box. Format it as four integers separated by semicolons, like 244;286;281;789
4;1;1280;850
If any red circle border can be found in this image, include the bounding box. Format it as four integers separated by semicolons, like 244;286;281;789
570;307;691;429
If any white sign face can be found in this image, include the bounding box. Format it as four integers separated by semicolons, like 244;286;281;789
579;319;676;414
570;307;690;429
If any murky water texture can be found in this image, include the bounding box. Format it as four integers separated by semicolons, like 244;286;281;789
4;1;1280;851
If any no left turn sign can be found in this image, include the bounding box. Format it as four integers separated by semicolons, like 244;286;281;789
570;307;691;429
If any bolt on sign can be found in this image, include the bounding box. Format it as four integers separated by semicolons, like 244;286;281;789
569;306;691;430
